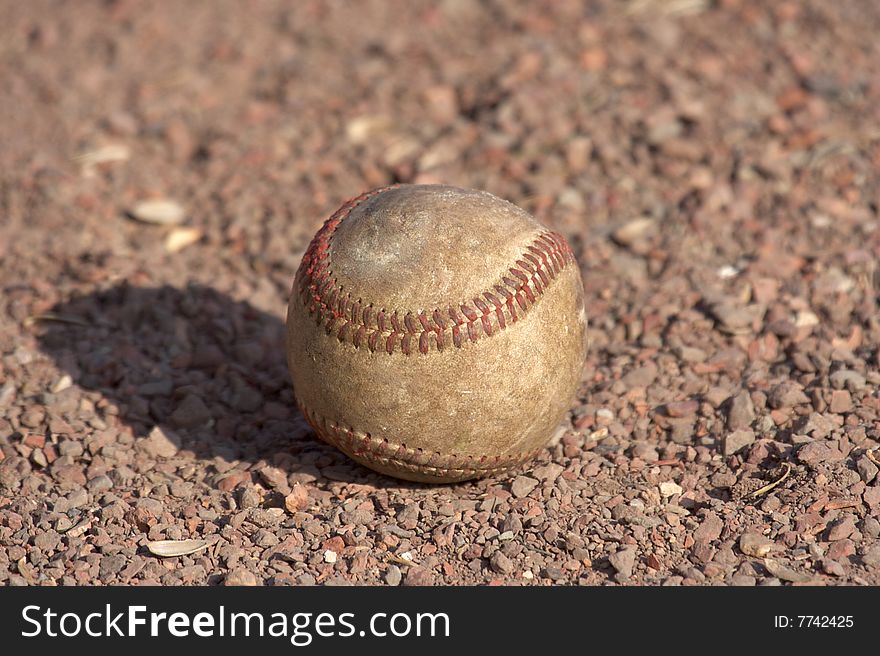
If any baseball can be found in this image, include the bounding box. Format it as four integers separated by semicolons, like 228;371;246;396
286;184;588;483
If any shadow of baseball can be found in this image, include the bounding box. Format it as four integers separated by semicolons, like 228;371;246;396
34;282;419;489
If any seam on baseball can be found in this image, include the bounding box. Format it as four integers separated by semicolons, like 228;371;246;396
298;400;543;478
293;185;577;356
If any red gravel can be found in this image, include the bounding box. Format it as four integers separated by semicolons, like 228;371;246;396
1;0;879;586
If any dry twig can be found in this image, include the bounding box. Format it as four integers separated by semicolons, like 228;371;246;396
748;463;792;499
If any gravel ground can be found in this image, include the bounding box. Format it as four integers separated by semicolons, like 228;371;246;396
1;0;879;586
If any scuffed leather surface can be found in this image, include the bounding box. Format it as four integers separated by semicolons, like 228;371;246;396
286;184;588;483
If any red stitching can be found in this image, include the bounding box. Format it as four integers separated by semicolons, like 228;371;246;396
298;400;543;479
293;185;577;356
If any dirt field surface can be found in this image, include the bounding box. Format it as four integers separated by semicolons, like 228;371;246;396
1;0;879;587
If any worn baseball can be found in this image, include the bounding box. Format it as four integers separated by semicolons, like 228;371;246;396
286;184;588;483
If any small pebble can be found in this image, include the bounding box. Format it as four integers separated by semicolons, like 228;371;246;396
608;548;637;580
225;569;260;586
510;476;539;498
129;199;186;225
723;429;755;456
384;565;402;586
